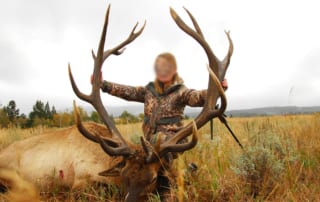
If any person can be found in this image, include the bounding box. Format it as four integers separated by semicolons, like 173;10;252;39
91;52;228;197
92;52;228;143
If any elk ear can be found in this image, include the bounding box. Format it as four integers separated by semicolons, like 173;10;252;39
99;168;120;177
98;160;125;177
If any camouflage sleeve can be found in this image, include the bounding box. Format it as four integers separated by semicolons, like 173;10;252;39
101;81;146;103
181;88;207;107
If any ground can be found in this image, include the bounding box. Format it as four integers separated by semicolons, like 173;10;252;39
1;114;319;201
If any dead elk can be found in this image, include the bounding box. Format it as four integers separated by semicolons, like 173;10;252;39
68;4;232;202
0;123;123;190
0;4;233;202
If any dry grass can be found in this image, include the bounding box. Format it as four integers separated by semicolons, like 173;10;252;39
1;114;319;201
0;126;61;151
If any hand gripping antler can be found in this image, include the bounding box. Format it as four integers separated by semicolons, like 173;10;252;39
69;5;146;156
144;7;233;162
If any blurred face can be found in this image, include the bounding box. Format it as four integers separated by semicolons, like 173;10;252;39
154;57;176;83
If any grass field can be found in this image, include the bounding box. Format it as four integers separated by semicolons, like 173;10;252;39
1;114;320;201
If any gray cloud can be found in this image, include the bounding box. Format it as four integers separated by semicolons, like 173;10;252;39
0;37;34;85
288;49;320;105
0;0;320;113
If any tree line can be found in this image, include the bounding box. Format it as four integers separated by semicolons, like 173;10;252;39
0;100;144;129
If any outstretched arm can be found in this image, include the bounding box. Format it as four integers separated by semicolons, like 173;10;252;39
101;81;146;103
181;79;228;107
91;73;145;103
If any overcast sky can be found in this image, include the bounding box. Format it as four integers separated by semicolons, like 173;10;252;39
0;0;319;114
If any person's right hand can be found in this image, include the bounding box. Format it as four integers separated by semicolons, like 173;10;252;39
90;71;103;85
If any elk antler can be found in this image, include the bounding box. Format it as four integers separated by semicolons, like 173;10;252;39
69;5;146;156
145;7;233;162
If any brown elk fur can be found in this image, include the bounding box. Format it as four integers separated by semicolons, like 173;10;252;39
0;122;168;201
0;123;122;191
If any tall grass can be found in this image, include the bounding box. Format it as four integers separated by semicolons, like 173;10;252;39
0;114;319;201
0;126;60;150
179;113;320;201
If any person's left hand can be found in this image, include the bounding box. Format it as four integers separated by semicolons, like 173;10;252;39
221;79;228;91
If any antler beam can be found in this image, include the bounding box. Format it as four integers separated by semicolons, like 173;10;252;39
69;5;145;156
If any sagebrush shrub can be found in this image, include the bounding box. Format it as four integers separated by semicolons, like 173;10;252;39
231;129;297;198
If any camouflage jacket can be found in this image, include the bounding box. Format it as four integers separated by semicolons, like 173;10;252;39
102;80;206;141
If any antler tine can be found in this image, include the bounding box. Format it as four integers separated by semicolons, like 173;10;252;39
140;137;154;162
68;64;91;104
96;4;111;60
73;101;119;147
220;31;234;79
170;7;220;73
74;101;132;156
99;136;134;156
157;121;198;159
206;64;227;113
103;21;146;61
183;7;204;38
144;121;198;163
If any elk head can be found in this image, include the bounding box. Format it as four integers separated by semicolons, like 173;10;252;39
68;5;233;202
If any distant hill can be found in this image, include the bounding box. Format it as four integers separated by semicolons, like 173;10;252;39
83;105;320;118
187;106;320;118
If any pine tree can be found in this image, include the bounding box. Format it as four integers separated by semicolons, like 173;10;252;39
28;100;46;127
44;102;52;119
6;100;19;122
90;111;101;123
51;106;57;115
30;100;46;119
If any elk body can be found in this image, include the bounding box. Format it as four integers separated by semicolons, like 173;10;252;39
1;4;233;202
0;123;122;190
